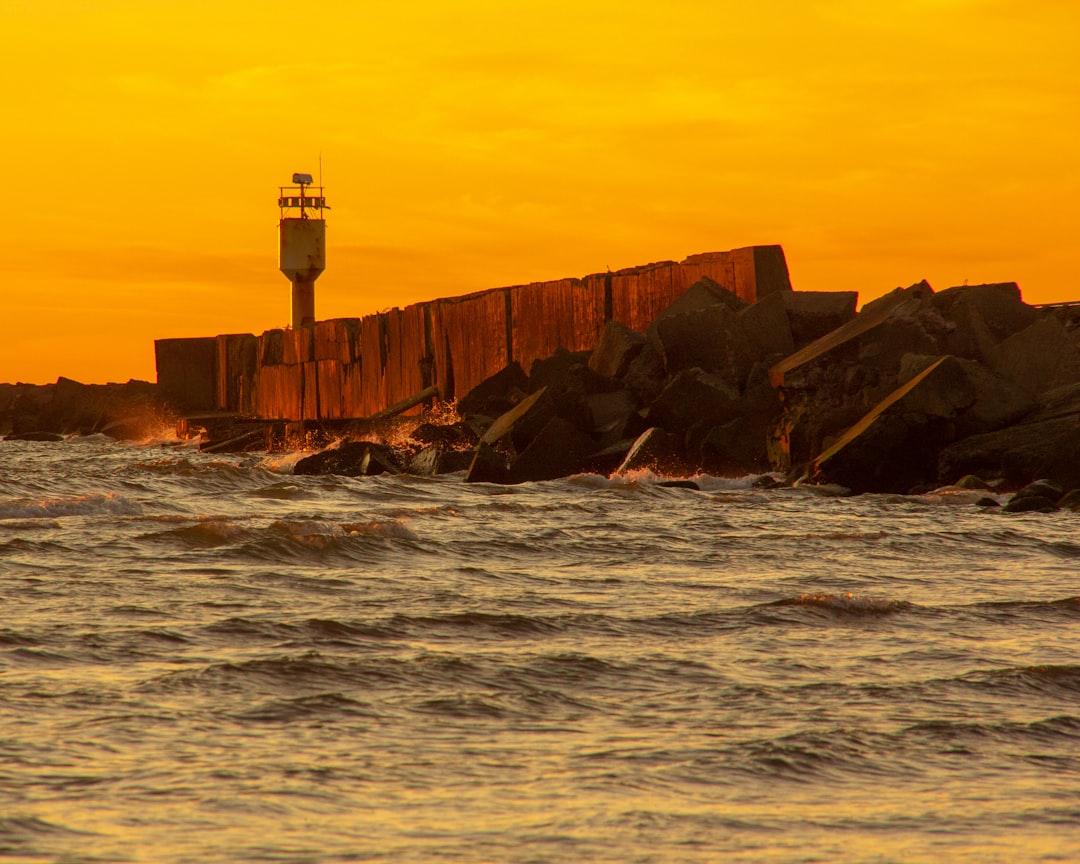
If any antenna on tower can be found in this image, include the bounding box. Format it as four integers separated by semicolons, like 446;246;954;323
319;152;323;188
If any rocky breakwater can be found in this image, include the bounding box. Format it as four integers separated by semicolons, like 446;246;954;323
294;275;1080;510
0;378;164;442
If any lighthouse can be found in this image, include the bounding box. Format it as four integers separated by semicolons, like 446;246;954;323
278;173;327;329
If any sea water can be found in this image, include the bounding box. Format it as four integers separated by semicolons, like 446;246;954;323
1;436;1078;863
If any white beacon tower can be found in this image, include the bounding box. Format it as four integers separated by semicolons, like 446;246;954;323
278;172;327;329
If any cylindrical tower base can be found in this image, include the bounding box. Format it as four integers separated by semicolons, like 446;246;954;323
292;280;315;329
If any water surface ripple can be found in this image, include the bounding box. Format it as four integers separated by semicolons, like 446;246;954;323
1;437;1078;862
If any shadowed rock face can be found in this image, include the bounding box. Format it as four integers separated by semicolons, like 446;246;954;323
1;378;163;440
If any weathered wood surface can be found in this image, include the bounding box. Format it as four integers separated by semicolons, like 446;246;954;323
159;245;793;422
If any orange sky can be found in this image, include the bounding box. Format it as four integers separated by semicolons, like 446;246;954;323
2;0;1077;384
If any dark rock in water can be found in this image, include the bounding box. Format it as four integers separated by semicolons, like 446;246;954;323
294;441;401;477
509;417;596;483
407;445;474;476
810;355;1036;493
4;431;65;442
975;496;1001;508
465;440;511;484
955;474;993;490
588;322;646;379
648;368;741;435
1002;495;1058;513
1010;479;1064;504
697;415;772;477
457;362;529;419
783;291;858;348
616;427;686;476
938;405;1080;491
1057;489;1080;511
410;421;479;450
752;474;785;489
582;438;635;476
657;480;700;490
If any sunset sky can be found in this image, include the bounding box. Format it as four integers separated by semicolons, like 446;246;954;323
3;0;1077;384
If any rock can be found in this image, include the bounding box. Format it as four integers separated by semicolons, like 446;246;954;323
809;355;1031;493
615;427;688;476
586;390;641;442
528;347;597;395
293;441;401;477
931;282;1039;362
938;382;1080;489
657;480;700;490
474;386;547;444
697;415;772;477
987;316;1080;396
938;413;1080;491
783;291;858;348
410;421;479;450
1002;495;1058;513
738;291;795;359
588;322;647;379
407;445;474;476
581;439;635;476
457;362;529;418
769;281;931;388
653;276;746;324
465;440;511;484
975;496;1000;508
1010;479;1064;504
1058;490;1080;511
955;474;993;490
648;368;741;435
508;417;597;483
650;303;755;384
621;341;667;405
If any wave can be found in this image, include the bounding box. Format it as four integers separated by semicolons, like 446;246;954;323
0;493;143;520
958;664;1080;699
762;593;917;619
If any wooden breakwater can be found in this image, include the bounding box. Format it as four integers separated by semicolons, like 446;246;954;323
155;245;791;421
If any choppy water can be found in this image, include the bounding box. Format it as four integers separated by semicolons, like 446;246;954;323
1;435;1078;863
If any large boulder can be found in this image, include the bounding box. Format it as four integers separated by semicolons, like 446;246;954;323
738;291;795;359
938;383;1080;489
407;445;474;476
508;417;597;483
588;321;647;379
783;291;858;348
647;368;741;435
294;441;402;477
986;316;1080;396
808;355;1034;493
650;303;755;385
457;362;529;419
931;282;1039;362
621;341;667;405
653;276;747;324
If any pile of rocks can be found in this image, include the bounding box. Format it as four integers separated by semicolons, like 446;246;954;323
0;378;164;441
295;274;1080;502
